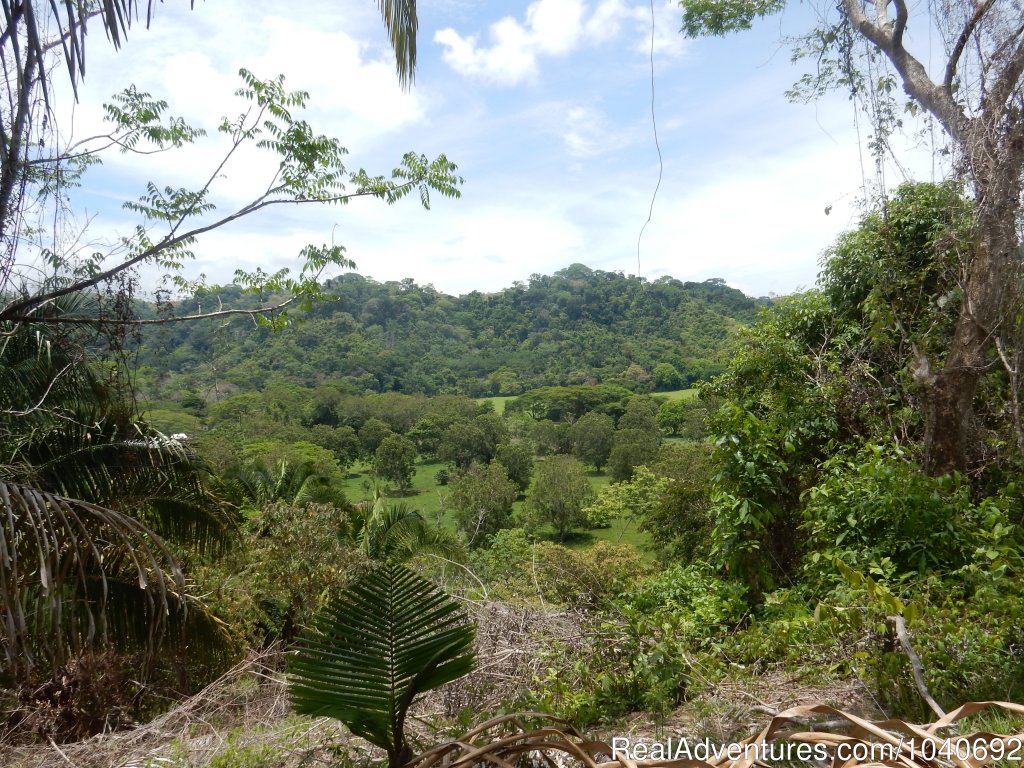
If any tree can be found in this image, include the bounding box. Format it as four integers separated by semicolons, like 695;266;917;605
529;419;568;456
619;363;653;393
408;417;444;459
584;466;670;528
699;185;996;591
524;455;596;541
681;0;1024;475
642;443;716;563
438;420;490;469
360;418;396;457
656;398;710;439
373;434;417;491
494;442;534;494
656;400;688;437
307;424;362;471
449;463;518;547
568;411;615;471
618;396;660;432
652;362;683;391
607;431;660;482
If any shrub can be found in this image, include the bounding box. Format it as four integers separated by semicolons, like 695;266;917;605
802;446;1016;584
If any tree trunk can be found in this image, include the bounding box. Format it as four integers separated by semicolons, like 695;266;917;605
920;366;978;476
920;138;1024;475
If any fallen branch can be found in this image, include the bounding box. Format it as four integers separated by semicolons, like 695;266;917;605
890;614;946;719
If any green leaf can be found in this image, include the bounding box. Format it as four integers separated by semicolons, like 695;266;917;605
288;563;475;766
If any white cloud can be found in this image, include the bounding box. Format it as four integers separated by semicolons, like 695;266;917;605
634;0;688;57
434;0;684;85
563;105;613;157
54;1;428;224
434;19;540;85
584;0;628;42
527;0;587;54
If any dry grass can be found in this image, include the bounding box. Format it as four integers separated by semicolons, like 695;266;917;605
3;608;1022;768
412;704;1024;768
0;648;351;768
423;601;591;720
0;603;589;768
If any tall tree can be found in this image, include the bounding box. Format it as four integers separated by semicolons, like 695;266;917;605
373;434;418;491
449;462;517;547
681;0;1024;475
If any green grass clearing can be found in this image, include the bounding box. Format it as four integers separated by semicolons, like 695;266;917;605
656;387;698;401
475;395;516;414
341;456;652;555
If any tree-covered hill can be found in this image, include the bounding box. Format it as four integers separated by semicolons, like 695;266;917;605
137;264;766;399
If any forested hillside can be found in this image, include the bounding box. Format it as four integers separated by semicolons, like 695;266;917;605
137;264;764;399
8;0;1024;764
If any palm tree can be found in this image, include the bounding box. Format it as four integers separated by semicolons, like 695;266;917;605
221;458;339;511
0;304;231;686
345;491;463;563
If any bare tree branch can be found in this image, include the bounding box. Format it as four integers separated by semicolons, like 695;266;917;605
944;0;997;93
985;24;1024;120
890;0;908;48
890;615;946;719
841;0;968;139
5;293;310;327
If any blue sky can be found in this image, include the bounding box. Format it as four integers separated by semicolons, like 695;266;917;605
53;0;942;298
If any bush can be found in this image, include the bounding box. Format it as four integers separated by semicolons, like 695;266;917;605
816;565;1024;718
471;534;649;605
525;608;692;725
530;541;651;605
802;446;1017;584
621;564;747;643
195;502;368;644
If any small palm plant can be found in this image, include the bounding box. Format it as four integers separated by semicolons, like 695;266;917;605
347;493;463;563
288;563;476;768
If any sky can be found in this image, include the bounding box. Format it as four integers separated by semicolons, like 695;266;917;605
49;0;947;299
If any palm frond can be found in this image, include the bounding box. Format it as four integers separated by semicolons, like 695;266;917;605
10;1;416;97
288;562;475;767
355;497;466;563
221;459;335;512
378;0;418;89
16;419;232;555
0;479;184;682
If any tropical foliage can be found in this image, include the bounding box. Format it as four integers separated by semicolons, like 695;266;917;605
135;267;762;399
0;312;229;688
288;563;476;768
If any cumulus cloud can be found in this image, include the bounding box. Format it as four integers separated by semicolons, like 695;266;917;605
434;0;685;85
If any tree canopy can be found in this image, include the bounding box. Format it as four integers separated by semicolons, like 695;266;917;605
680;0;1024;475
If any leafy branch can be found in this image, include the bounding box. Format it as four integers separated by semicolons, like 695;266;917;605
1;69;463;330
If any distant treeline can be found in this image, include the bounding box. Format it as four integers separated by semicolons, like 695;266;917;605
135;263;766;399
